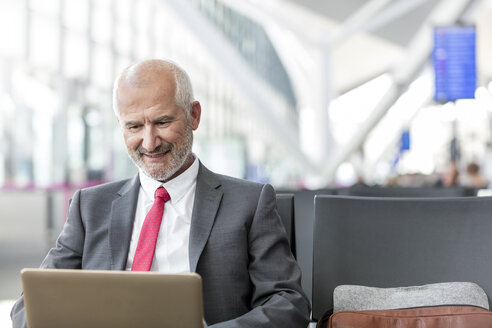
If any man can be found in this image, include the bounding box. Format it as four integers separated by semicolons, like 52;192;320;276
11;59;310;327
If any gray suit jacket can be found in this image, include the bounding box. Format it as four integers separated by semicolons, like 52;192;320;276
11;163;310;327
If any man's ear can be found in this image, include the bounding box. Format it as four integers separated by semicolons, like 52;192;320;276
190;101;201;130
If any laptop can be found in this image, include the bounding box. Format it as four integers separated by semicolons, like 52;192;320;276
21;268;204;328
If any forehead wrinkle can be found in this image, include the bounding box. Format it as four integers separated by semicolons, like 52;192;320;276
117;80;176;115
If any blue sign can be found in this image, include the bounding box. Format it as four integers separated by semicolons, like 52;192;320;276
400;130;410;151
433;26;476;102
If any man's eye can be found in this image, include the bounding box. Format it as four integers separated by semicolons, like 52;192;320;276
157;121;170;126
128;125;140;130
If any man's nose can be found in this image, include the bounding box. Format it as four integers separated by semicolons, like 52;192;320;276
141;126;160;151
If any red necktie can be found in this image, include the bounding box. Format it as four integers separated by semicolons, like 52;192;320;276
131;186;170;271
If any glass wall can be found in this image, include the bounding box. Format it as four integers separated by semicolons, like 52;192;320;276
0;0;304;189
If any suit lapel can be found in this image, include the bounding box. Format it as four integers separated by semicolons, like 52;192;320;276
109;175;140;270
189;163;223;272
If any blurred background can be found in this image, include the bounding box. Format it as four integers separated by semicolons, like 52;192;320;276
1;0;492;324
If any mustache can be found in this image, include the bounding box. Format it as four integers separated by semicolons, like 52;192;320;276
136;144;172;155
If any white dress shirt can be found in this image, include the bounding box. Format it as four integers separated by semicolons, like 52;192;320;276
125;157;199;272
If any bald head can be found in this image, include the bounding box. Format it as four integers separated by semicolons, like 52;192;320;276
113;59;194;118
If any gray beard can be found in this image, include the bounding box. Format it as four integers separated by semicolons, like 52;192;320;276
127;125;194;182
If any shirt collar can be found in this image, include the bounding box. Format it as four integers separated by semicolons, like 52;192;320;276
139;155;199;204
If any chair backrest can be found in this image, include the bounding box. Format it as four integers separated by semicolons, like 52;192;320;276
312;195;492;320
275;193;296;257
336;186;478;197
277;189;337;302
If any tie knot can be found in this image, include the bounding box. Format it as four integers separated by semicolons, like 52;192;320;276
155;186;170;202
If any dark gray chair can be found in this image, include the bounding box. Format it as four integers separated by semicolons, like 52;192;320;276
275;193;296;258
312;195;492;320
276;189;337;302
336;186;478;197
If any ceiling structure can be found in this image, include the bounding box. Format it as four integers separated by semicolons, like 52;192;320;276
280;0;491;92
285;0;441;46
183;0;492;185
258;0;490;179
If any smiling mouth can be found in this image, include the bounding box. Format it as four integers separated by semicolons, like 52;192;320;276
143;150;170;158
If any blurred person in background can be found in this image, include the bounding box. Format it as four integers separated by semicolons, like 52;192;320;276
11;59;310;328
434;161;459;187
460;162;488;189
